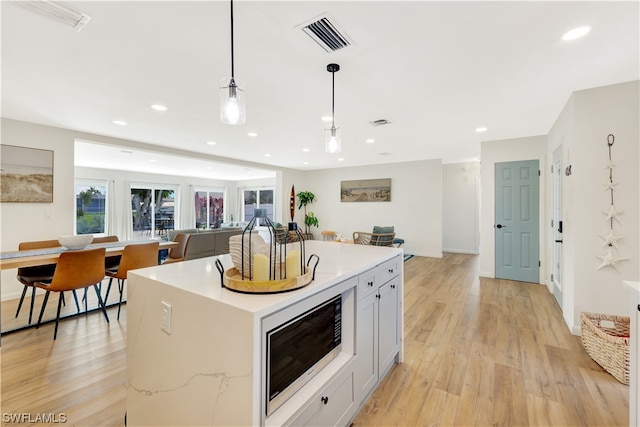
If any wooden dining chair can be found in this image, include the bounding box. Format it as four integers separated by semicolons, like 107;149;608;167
33;247;109;340
16;239;68;324
105;241;159;320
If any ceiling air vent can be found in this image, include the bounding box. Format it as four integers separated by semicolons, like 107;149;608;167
370;119;391;126
298;14;352;53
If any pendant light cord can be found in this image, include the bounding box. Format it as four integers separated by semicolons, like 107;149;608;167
331;70;335;128
230;0;235;79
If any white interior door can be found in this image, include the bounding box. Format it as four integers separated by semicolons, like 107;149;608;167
552;147;563;307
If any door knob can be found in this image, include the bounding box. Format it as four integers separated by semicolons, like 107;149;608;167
496;224;506;229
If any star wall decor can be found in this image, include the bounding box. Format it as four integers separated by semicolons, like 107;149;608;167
596;246;629;271
599;230;625;248
597;133;628;271
604;204;623;223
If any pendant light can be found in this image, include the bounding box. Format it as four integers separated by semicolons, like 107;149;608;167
325;63;341;153
220;0;246;125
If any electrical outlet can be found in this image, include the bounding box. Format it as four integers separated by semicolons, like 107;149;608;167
161;301;172;335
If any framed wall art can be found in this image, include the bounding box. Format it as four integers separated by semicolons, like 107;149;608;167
1;144;54;203
341;178;391;202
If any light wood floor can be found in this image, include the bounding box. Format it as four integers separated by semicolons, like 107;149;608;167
0;253;629;426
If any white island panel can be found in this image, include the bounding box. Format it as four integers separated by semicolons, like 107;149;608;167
127;274;258;426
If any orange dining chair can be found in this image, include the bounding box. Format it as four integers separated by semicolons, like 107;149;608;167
33;247;109;340
92;235;121;270
321;230;337;241
16;239;69;324
105;241;159;320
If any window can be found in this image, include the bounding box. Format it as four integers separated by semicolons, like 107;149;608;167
243;188;274;224
75;180;108;235
195;189;225;229
131;186;176;239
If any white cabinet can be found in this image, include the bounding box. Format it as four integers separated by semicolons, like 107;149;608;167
625;281;640;427
355;256;401;402
286;369;356;427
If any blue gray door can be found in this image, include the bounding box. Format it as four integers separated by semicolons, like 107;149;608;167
495;160;540;283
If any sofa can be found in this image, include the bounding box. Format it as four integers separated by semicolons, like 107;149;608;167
166;228;244;260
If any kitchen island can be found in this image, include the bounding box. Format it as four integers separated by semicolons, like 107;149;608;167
126;240;404;426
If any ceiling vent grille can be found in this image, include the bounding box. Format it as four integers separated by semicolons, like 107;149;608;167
299;14;352;52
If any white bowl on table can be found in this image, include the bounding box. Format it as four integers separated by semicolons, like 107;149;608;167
58;234;93;250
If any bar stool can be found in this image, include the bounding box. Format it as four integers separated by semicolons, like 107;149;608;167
33;247;109;340
105;241;159;320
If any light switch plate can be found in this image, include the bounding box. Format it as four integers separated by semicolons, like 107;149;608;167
161;301;172;335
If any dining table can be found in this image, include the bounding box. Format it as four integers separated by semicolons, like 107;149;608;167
0;239;179;270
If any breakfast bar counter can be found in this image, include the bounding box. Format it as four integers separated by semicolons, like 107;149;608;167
126;241;404;426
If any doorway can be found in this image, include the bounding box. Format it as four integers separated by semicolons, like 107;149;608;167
495;160;540;283
552;147;563;307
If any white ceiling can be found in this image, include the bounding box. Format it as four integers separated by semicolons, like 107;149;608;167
2;1;638;180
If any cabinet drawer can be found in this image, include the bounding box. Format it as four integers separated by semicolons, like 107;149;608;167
287;371;355;427
377;256;401;284
358;270;378;300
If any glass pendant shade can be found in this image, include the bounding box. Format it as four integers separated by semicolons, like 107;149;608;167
220;77;246;125
325;125;341;154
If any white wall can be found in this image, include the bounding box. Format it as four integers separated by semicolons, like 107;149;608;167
298;160;443;258
556;80;639;333
479;136;548;280
443;161;480;254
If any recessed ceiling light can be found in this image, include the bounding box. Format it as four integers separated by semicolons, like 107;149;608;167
207;141;216;145
248;132;258;137
321;116;332;122
303;161;309;165
120;149;134;154
150;104;167;111
475;127;487;133
337;157;344;162
264;153;271;157
149;159;157;162
562;26;590;41
366;138;375;144
112;120;127;126
302;148;310;152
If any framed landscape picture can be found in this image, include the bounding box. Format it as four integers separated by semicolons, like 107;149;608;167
341;178;391;202
0;145;54;203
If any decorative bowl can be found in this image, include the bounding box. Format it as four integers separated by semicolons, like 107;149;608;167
58;234;93;250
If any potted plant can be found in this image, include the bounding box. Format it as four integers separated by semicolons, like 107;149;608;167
296;191;318;237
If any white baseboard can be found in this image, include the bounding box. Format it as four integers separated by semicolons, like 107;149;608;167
411;251;443;259
479;271;494;278
442;248;479;255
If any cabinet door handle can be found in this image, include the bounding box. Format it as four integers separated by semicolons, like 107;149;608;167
389;268;394;274
376;294;381;299
321;396;329;405
368;281;374;287
637;304;640;312
391;284;396;289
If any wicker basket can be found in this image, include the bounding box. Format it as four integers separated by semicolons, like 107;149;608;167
580;312;630;385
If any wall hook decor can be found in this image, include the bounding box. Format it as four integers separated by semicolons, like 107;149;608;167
596;134;628;270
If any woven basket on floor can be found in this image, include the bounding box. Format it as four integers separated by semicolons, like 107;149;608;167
580;312;630;385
